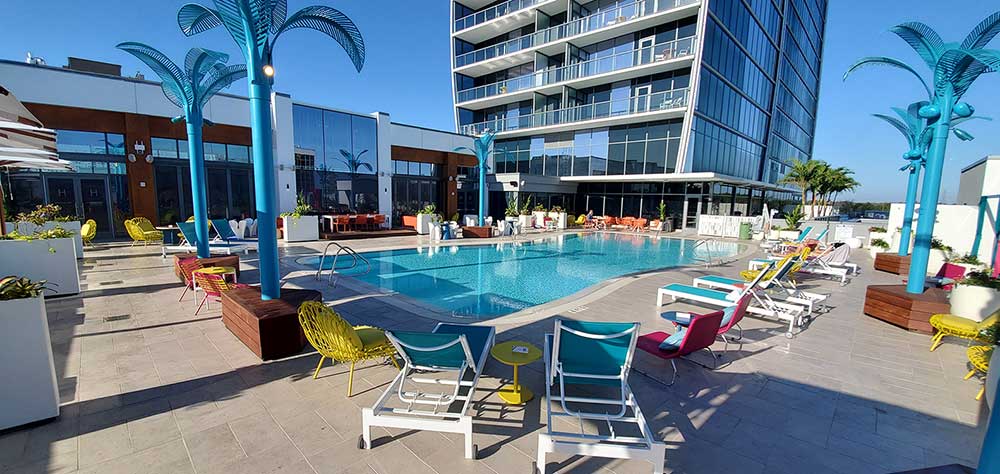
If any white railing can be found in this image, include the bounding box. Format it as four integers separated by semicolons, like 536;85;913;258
460;88;688;135
454;0;548;32
456;36;695;103
696;214;758;238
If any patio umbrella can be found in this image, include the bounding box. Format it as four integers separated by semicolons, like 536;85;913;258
0;84;66;235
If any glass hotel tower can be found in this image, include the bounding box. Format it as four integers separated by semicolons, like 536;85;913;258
451;0;827;227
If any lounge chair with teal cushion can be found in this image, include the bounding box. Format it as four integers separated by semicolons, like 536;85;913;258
693;253;827;314
362;323;495;460
163;221;248;258
658;262;807;338
535;320;666;474
210;218;258;250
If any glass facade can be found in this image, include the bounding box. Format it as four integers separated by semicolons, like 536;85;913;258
150;137;255;224
391;160;441;225
292;104;379;213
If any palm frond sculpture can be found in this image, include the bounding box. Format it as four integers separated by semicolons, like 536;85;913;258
177;0;365;299
844;12;1000;293
117;43;246;257
455;130;497;225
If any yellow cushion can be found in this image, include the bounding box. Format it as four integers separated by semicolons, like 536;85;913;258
354;326;390;350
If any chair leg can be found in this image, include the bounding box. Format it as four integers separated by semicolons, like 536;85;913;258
195;294;208;315
178;286;188;302
930;332;945;352
388;356;400;370
347;361;356;397
313;356;326;379
667;359;678;386
965;369;977;380
977;386;986;401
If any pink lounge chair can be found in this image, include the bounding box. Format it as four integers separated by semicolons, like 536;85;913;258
636;310;724;385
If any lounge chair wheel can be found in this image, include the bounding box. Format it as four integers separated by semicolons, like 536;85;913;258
785;331;794;339
531;461;539;473
357;435;366;450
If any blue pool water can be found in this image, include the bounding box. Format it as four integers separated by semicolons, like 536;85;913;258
299;233;741;318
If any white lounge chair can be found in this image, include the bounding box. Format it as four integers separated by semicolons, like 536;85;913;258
535;320;665;474
692;253;827;314
162;221;248;258
798;243;856;284
362;323;495;460
658;262;807;338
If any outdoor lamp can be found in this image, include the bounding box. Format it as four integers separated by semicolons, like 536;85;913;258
953;102;974;117
918;103;941;119
263;64;275;77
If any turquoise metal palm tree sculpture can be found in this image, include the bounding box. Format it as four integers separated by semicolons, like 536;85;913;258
871;102;988;256
117;43;246;258
845;13;1000;295
177;0;365;300
455;130;497;226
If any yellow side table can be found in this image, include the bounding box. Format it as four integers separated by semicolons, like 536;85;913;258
491;340;542;405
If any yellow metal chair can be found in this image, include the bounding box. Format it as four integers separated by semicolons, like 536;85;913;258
965;346;992;400
125;217;163;246
740;248;811;281
928;312;998;351
80;219;97;246
297;301;399;396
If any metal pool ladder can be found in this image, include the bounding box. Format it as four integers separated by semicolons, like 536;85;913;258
315;242;371;285
692;239;728;267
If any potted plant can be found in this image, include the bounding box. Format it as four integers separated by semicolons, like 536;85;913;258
950;254;988;275
0;276;59;430
927;238;952;274
532;203;548;229
868;226;888;248
548;205;567;229
773;206;804;240
414;204;439;235
0;228;80;295
281;194;319;242
517;196;533;230
869;238;889;259
7;204;83;259
950;271;1000;322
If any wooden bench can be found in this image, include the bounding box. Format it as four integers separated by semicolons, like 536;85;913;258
221;287;322;360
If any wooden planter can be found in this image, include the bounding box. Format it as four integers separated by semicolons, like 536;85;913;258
874;253;910;275
863;284;950;334
221;286;322;360
463;226;494;238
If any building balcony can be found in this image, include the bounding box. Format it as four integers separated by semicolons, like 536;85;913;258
455;36;695;108
453;0;564;42
460;88;689;137
454;0;699;72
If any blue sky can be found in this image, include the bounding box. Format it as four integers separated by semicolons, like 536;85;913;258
2;0;998;202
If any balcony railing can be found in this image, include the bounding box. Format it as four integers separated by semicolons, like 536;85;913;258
460;88;689;135
454;0;548;32
455;0;698;67
456;36;695;103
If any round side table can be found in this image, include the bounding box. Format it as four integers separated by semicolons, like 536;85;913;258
490;340;542;405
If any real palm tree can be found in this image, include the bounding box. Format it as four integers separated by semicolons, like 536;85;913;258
778;158;819;210
116;43;246;257
177;0;365;299
844;12;1000;295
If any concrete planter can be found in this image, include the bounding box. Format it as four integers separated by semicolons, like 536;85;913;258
415;214;436;235
987;347;999;410
870;247;889;259
548;212;567;229
928;249;948;275
282;215;319;242
868;231;888;248
5;221;83;259
771;230;799;240
532;211;548;228
890;232;915;254
0;238;79;295
518;215;532;230
949;284;1000;322
0;295;60;430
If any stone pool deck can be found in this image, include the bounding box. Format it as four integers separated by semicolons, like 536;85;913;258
0;231;988;473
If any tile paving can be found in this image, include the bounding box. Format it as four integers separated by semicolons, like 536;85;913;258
0;231;990;473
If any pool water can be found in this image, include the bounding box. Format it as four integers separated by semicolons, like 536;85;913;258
299;233;741;318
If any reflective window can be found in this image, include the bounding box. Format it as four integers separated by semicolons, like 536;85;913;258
227;144;250;163
204;142;227;161
107;134;125;156
152;138;179;158
56;130;110;154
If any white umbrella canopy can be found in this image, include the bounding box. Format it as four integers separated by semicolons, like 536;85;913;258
0;84;69;233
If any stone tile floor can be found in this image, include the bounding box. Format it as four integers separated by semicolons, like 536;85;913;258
0;232;989;473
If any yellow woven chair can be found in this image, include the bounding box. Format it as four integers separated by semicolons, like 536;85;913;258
126;217;163;246
740;247;811;281
297;301;399;396
965;346;992;400
80;219;97;246
929;312;998;351
124;219;147;246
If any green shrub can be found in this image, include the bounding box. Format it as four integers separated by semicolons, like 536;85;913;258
0;276;50;301
871;238;889;249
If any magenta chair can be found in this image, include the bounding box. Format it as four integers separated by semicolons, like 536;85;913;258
905;262;967;290
636;310;724;385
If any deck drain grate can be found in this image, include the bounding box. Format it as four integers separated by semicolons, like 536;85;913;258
104;314;131;322
98;280;124;285
566;306;588;314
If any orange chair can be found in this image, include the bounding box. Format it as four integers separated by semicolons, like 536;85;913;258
633;218;648;232
373;214;386;230
335;215;351;232
193;272;247;315
355;214;370;231
177;257;204;303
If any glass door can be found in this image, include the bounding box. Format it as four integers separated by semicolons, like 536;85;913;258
634;84;652;114
44;175;114;238
46;177;78;217
638;36;655;65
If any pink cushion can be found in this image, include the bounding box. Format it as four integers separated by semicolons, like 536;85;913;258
637;331;679;360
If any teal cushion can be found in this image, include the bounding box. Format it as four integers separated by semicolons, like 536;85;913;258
720;305;737;326
658;328;686;351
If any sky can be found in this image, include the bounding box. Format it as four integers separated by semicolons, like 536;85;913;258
1;0;999;203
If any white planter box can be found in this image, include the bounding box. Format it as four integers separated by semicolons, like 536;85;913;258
518;215;532;230
282;215;319;242
548;212;567;229
868;231;888;248
415;214;436;235
5;221;83;259
463;215;478;227
0;296;59;430
928;249;948;275
890;232;915;253
869;248;888;259
777;230;800;240
0;238;79;295
532;211;548;228
949;284;1000;322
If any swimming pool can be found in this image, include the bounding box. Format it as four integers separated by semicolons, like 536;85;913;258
299;233;741;318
